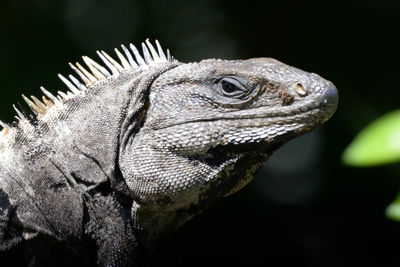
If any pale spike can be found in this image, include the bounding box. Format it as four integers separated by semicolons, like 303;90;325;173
14;116;21;121
13;105;25;120
145;39;161;63
96;51;119;76
0;120;9;129
76;62;97;84
155;40;167;61
40;86;60;104
114;48;131;70
69;63;91;86
129;43;147;66
167;49;172;62
101;50;124;72
58;74;81;95
69;75;87;91
66;91;75;98
58;91;68;100
31;96;47;113
83;56;111;77
42;96;54;107
22;95;40;114
121;44;138;68
141;43;153;64
82;56;106;80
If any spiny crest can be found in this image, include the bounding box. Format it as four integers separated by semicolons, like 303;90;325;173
0;120;10;136
0;39;175;135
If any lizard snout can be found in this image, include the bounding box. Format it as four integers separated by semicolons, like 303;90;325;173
320;82;338;110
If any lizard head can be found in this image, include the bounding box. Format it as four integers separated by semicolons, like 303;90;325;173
147;58;338;154
119;57;338;240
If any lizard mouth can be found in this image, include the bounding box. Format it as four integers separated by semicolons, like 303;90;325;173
212;129;297;155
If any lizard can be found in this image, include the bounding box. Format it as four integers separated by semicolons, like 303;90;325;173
0;39;338;266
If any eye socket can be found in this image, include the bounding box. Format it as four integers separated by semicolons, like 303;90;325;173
219;77;246;97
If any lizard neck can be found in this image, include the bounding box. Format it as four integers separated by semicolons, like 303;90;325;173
130;149;270;251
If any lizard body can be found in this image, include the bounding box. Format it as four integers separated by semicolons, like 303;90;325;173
0;40;338;266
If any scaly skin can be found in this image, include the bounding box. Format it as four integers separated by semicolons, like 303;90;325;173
0;41;338;266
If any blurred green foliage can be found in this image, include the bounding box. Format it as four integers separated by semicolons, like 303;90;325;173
343;110;400;221
343;110;400;167
386;194;400;221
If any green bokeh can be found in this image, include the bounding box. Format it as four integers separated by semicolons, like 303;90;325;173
386;192;400;221
343;109;400;167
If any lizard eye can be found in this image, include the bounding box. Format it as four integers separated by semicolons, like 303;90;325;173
219;77;246;97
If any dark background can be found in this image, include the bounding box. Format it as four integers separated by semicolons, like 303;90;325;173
1;0;400;266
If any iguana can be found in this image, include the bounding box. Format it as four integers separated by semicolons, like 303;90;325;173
0;40;338;266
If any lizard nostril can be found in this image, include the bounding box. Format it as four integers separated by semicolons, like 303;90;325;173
296;83;307;96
